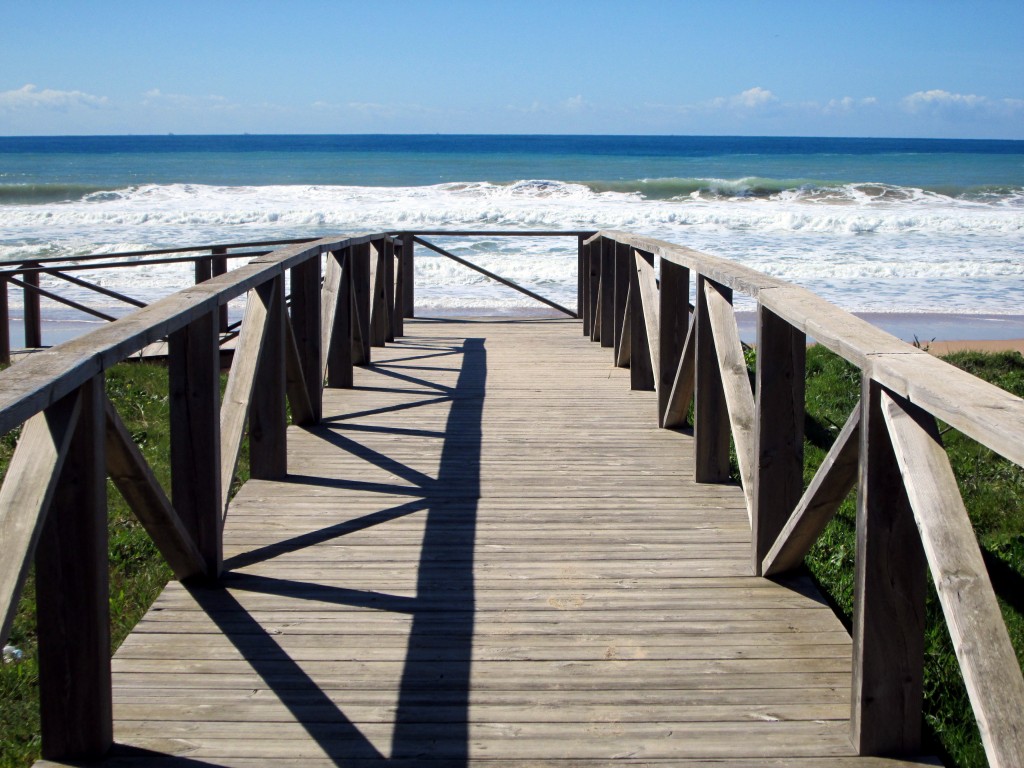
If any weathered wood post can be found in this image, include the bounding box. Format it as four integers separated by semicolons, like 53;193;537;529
35;375;112;760
23;262;42;349
383;238;396;343
612;241;630;360
390;238;404;339
211;246;229;332
850;376;926;755
368;238;389;347
250;275;287;480
169;310;223;576
194;255;212;284
351;243;372;365
600;237;614;349
578;235;587;334
694;275;731;482
322;248;353;388
752;306;805;574
588;238;601;343
629;249;655;390
289;253;322;421
401;232;415;319
0;274;9;365
579;238;590;336
658;261;689;423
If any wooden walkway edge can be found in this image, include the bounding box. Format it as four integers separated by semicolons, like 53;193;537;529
38;318;937;767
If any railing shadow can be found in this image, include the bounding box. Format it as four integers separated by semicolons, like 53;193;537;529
189;334;485;766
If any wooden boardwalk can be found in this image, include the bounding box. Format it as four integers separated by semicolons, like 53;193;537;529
43;317;935;766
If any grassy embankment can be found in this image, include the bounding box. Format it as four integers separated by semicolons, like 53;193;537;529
0;350;1021;768
796;346;1024;768
0;362;250;768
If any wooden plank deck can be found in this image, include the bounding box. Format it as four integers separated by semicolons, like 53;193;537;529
40;317;935;767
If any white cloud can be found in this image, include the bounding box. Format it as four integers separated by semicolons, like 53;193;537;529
733;86;776;109
903;89;987;112
824;96;878;114
142;89;234;110
563;95;586;111
0;84;108;111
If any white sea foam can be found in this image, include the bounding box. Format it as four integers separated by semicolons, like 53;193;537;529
1;180;1022;315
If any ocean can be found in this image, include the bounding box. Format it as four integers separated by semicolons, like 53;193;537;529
1;134;1022;336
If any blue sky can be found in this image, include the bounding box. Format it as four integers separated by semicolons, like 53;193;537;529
2;0;1022;138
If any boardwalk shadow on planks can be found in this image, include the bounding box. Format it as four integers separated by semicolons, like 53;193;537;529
195;335;486;766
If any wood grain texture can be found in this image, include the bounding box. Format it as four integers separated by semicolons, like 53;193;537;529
851;377;925;756
79;318;925;766
0;390;80;646
695;276;732;485
704;278;755;518
881;390;1024;768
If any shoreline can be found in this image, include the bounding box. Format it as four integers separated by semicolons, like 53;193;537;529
6;310;1024;356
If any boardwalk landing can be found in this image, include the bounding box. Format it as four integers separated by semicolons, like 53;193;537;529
42;318;936;767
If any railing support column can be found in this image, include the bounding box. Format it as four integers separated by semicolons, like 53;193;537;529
401;232;415;318
658;261;689;422
390;238;404;338
0;275;9;365
290;256;322;422
169;310;223;576
352;243;372;365
250;275;288;480
588;239;601;341
35;375;112;760
578;235;587;334
211;246;229;332
629;250;655;390
851;376;926;755
23;262;41;348
752;306;806;574
612;241;630;359
600;238;614;349
323;249;353;388
694;275;731;482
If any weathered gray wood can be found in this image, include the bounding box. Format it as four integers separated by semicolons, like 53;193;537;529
752;305;805;574
412;236;577;319
220;282;275;512
600;238;614;347
23;262;42;348
591;278;602;343
384;238;396;343
578;235;587;334
613;241;630;360
881;390;1024;768
705;279;755;517
169;310;223;576
351;243;371;366
615;283;631;368
8;274;117;322
629;251;655;390
289;256;322;421
695;276;733;485
663;316;696;428
0;276;8;365
658;261;689;424
635;250;660;382
368;240;389;347
249;275;287;481
390;238;403;338
104;396;206;581
0;391;80;647
400;232;414;319
283;311;316;427
211;246;229;331
851;377;926;756
762;402;861;577
321;249;352;388
35;375;111;760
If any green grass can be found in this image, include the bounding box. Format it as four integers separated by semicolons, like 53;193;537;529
0;362;249;768
797;346;1024;768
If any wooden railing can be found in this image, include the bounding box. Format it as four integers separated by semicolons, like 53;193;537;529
0;229;586;761
0;237;319;363
581;230;1024;767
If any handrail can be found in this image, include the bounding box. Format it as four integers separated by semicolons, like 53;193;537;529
582;230;1024;767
